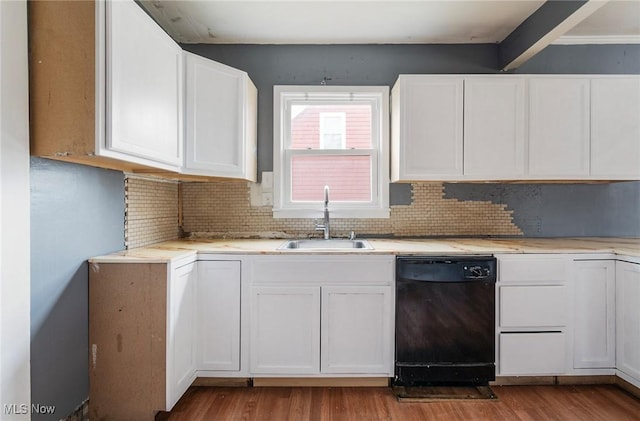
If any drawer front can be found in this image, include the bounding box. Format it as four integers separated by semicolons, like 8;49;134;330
252;256;394;284
500;285;567;327
499;332;566;375
498;256;567;283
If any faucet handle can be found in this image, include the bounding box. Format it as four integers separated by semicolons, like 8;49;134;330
349;231;356;240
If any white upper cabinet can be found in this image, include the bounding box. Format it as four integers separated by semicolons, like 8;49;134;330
184;52;257;181
391;76;463;181
105;0;183;168
591;77;640;179
392;74;639;182
464;77;526;179
528;78;590;178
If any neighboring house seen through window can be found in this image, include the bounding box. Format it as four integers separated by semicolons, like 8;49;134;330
273;86;390;218
319;112;346;149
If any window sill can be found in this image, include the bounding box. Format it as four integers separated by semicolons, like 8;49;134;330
272;208;390;219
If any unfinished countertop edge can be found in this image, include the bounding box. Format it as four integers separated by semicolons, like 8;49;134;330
87;237;640;263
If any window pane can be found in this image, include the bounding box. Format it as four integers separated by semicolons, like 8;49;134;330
320;112;345;149
291;155;372;202
290;104;371;149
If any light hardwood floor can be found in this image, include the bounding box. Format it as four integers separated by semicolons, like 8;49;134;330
164;384;640;420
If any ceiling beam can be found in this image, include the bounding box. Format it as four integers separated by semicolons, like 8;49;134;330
499;0;609;71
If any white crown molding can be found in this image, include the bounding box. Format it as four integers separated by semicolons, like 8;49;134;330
553;35;640;45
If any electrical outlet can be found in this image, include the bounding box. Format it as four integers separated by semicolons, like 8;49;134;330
262;172;273;192
262;192;273;206
249;182;262;206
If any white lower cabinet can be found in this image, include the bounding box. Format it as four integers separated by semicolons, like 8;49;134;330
250;286;321;374
573;260;616;369
249;256;395;377
496;254;570;376
168;262;197;409
500;332;566;375
500;285;567;328
250;284;393;376
616;261;640;385
197;261;241;372
321;286;392;374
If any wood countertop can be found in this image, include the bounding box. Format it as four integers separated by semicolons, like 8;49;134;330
89;237;640;263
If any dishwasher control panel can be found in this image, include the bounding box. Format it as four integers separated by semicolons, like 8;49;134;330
463;264;493;279
396;256;496;282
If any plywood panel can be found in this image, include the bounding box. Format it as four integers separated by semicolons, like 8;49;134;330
89;262;168;420
29;0;96;157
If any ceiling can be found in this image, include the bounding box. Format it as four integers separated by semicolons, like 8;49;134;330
140;0;640;45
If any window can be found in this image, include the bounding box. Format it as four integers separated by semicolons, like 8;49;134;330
273;86;389;218
319;112;345;149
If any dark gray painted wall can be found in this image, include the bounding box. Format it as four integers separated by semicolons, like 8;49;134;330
444;182;640;237
182;43;640;236
515;44;640;74
30;158;124;420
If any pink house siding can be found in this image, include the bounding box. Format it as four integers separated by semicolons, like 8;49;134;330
290;105;372;202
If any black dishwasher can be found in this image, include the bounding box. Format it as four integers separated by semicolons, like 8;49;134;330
394;256;497;386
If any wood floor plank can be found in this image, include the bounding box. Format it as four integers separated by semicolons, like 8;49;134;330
166;384;640;421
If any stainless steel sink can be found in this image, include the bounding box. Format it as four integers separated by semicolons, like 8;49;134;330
277;239;373;250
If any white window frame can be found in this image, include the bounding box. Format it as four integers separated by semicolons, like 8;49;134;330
273;85;390;219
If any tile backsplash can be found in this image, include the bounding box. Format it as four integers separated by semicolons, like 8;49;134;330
124;175;181;249
180;181;522;239
124;178;522;248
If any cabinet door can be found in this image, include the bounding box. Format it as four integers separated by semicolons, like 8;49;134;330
197;261;241;371
168;263;196;408
321;286;392;374
464;78;525;178
392;76;463;180
500;286;567;328
528;78;590;178
573;261;616;369
185;52;257;180
250;286;320;374
616;261;640;381
499;332;566;375
591;77;640;179
106;0;183;166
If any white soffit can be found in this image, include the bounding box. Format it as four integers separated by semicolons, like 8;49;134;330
140;0;545;44
554;0;640;44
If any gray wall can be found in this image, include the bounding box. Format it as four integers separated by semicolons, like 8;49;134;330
183;43;640;237
515;44;640;74
444;182;640;237
30;158;124;420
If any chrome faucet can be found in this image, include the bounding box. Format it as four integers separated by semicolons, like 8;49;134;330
315;185;330;239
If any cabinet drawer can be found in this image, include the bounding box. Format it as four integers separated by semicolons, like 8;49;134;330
499;256;567;283
500;286;567;327
252;256;394;284
499;332;566;375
